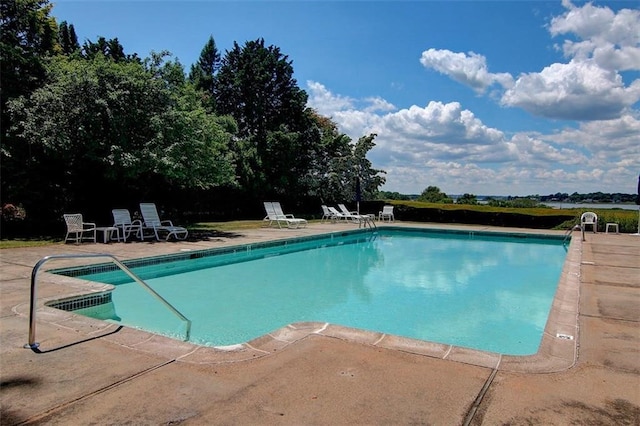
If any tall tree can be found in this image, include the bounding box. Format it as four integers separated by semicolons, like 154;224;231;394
58;20;79;54
82;36;128;62
0;0;59;113
68;23;78;52
6;54;237;226
188;35;220;110
215;38;310;198
305;111;385;204
0;0;59;212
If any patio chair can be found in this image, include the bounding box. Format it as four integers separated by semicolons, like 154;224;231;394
139;203;189;241
328;206;348;221
339;203;363;217
580;211;598;233
336;204;374;227
112;209;143;242
264;201;307;229
378;205;395;222
321;205;339;222
63;213;97;244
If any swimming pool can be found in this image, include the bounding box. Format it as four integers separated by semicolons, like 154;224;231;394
54;228;567;356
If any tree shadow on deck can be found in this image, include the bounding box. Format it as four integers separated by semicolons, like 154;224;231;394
184;229;245;243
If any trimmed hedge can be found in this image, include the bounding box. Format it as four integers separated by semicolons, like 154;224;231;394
389;203;575;229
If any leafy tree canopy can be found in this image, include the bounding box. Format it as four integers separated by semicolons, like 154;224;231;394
6;54;236;221
58;20;79;55
456;193;478;205
418;186;453;203
1;6;387;232
188;35;220;110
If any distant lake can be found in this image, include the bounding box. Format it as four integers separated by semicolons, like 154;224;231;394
542;202;639;211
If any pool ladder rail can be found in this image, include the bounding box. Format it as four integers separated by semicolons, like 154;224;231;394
25;253;192;350
562;223;585;246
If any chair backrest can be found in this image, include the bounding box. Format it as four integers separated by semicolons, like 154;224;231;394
328;206;343;216
272;202;286;216
112;209;133;226
321;205;330;214
63;214;84;232
338;204;351;215
581;212;597;224
263;201;277;219
382;205;394;214
140;203;162;226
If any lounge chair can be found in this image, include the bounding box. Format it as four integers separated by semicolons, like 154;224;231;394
139;203;189;241
112;209;143;242
336;204;375;227
379;205;395;222
328;206;348;220
63;213;96;244
321;205;339;222
338;203;361;217
264;201;307;229
580;211;598;233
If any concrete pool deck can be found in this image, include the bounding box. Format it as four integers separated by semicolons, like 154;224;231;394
1;222;638;424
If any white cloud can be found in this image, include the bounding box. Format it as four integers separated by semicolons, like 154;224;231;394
307;81;639;195
503;2;640;120
420;2;640;122
305;81;355;116
545;113;640;160
550;0;640;71
419;49;514;93
501;60;640;120
305;2;640;196
363;96;396;113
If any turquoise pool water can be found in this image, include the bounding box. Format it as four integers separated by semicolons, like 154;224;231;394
69;229;566;355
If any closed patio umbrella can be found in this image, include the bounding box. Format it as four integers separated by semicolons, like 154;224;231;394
355;176;362;214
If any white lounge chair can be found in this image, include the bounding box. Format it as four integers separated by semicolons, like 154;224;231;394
378;205;395;222
328;206;348;220
112;209;143;242
264;201;307;229
63;213;96;244
580;211;598;233
336;204;375;227
139;203;189;241
321;205;339;222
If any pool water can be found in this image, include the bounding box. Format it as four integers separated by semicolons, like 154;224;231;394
71;229;566;355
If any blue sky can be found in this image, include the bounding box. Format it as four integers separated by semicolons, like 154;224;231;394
51;0;639;196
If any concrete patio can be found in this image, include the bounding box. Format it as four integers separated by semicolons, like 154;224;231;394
1;222;638;425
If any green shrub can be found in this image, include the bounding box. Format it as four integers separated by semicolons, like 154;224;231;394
382;201;639;232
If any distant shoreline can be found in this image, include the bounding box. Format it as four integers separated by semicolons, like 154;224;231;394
541;202;639;211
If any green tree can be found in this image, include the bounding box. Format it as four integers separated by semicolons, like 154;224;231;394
215;38;310;198
456;193;478;205
418;186;453;203
7;54;236;225
1;0;59;213
188;35;220;110
376;191;412;201
82;36;129;62
304;111;385;204
58;20;79;55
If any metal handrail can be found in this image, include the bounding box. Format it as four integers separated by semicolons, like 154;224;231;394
562;224;584;245
25;253;191;350
359;216;377;230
